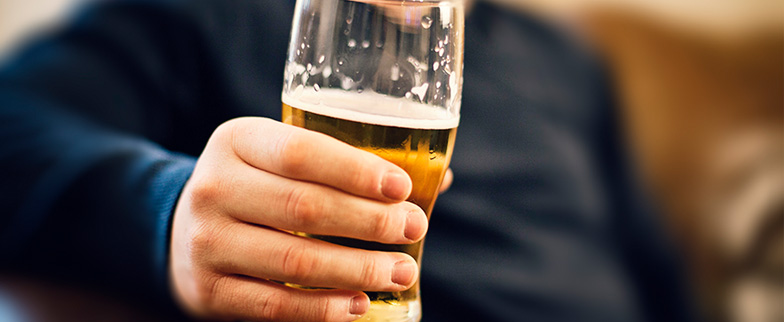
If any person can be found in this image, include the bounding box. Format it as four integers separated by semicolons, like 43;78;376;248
0;0;695;321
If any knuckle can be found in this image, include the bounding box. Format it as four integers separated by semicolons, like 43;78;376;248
191;273;228;316
187;171;228;210
257;290;288;321
187;220;226;260
357;254;383;289
276;132;311;176
346;159;372;190
319;296;336;321
285;186;321;229
372;208;397;241
280;244;317;282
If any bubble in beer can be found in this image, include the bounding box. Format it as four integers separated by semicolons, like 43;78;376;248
341;77;354;90
421;16;433;29
410;83;429;100
391;64;400;81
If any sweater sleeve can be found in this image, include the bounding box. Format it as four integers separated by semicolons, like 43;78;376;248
0;1;201;308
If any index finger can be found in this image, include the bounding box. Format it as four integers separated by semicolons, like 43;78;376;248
225;117;412;202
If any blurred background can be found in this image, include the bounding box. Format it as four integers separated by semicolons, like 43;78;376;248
1;0;781;321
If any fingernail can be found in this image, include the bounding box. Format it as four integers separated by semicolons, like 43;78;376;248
404;210;425;241
349;295;369;315
391;260;416;286
381;171;410;200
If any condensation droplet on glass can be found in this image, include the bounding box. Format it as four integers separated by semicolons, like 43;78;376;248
338;59;345;66
357;86;364;93
301;72;309;84
318;55;325;64
436;81;442;88
390;64;400;81
313;83;320;91
306;63;312;72
361;40;370;48
433;61;440;70
300;43;305;49
375;40;383;48
421;16;432;29
343;29;350;35
445;35;449;44
405;92;412;99
348;39;356;48
296;49;301;56
438;47;445;56
346;16;353;24
438;40;443;47
323;66;332;77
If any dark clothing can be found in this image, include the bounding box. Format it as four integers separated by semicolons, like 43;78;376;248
0;0;693;321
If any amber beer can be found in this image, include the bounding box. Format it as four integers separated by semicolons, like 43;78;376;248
282;89;457;321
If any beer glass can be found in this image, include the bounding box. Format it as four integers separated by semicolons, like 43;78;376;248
281;0;463;320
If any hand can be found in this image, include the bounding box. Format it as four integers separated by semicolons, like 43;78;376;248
169;117;431;322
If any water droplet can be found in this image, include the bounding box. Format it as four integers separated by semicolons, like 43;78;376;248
346;16;353;24
421;16;433;29
343;29;350;35
438;40;444;47
405;92;413;99
357;86;364;93
313;83;320;91
436;81;442;88
375;40;383;48
433;61;440;70
306;63;312;72
318;55;325;64
338;59;345;66
348;39;356;48
301;73;309;84
438;47;445;56
296;49;301;56
323;66;332;77
361;40;370;48
445;36;449;44
301;43;305;49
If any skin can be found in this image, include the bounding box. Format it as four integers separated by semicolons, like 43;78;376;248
170;117;452;322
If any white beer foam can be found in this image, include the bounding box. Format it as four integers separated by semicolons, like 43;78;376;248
282;88;459;130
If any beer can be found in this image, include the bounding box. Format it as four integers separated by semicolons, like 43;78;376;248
282;88;457;321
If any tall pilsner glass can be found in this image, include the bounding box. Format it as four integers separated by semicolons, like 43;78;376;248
281;0;463;320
